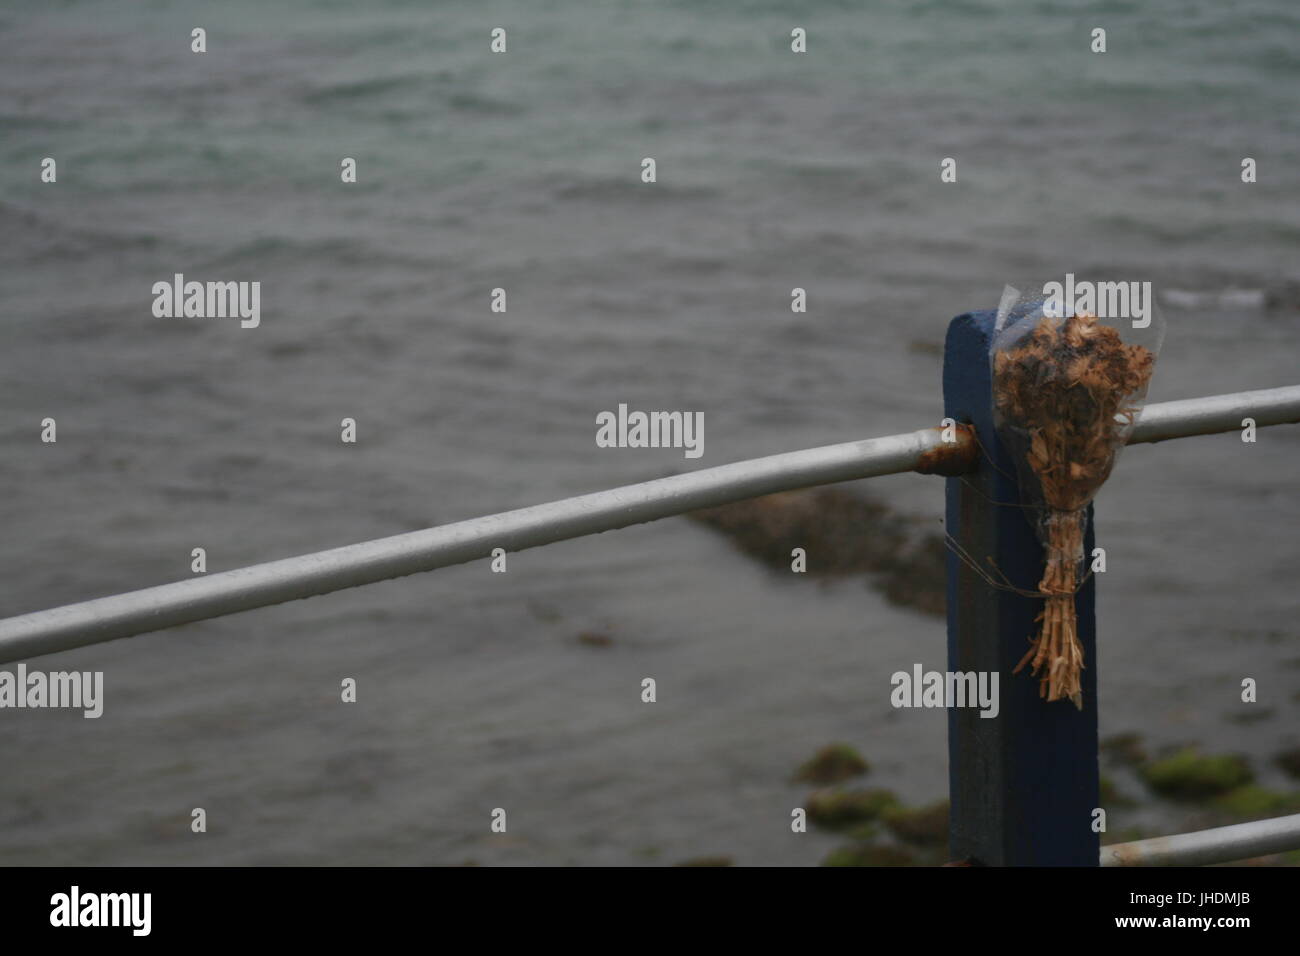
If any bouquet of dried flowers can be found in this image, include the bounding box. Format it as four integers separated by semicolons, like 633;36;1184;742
992;306;1159;707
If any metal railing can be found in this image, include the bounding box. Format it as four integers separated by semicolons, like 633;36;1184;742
2;384;1296;665
1102;813;1300;867
2;380;1298;866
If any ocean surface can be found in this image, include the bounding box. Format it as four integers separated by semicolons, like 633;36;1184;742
1;0;1297;865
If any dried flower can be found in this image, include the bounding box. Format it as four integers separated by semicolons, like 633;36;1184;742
993;313;1156;706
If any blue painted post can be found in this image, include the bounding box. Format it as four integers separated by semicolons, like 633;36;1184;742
942;310;1099;866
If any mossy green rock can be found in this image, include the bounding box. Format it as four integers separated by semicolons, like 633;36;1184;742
1140;749;1252;799
883;801;950;847
806;788;899;829
1212;785;1300;820
793;744;869;785
842;821;880;842
821;843;917;867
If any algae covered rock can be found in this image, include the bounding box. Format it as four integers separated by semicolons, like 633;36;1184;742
687;488;946;615
821;843;917;867
882;800;950;847
1212;785;1300;821
1140;748;1252;799
805;788;900;830
793;744;869;785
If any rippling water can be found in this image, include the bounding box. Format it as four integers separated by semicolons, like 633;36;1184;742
1;0;1297;864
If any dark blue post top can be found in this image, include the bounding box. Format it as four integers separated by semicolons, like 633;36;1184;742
943;310;1100;866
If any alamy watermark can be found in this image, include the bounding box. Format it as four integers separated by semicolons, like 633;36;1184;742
0;664;103;718
152;273;260;328
891;664;999;719
596;404;704;459
50;886;150;936
1042;273;1152;329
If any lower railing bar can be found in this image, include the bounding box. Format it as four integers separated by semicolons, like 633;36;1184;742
1101;813;1300;867
0;384;1296;664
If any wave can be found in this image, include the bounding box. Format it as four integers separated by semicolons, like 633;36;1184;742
1160;288;1265;310
548;175;720;204
1160;281;1300;313
0;200;161;261
300;73;431;105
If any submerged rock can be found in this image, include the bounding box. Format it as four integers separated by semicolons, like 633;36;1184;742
1264;278;1300;312
806;788;900;830
822;843;918;867
1275;746;1300;780
793;743;869;785
1140;748;1253;800
687;488;945;615
879;535;947;617
1100;731;1148;766
1212;785;1300;821
1100;775;1136;808
882;800;950;848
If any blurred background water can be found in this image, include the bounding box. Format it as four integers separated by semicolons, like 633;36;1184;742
0;0;1297;864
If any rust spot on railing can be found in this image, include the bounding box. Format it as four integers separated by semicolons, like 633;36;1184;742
915;423;978;476
1102;838;1161;867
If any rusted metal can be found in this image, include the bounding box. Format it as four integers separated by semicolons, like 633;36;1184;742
1102;840;1147;867
914;423;978;476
